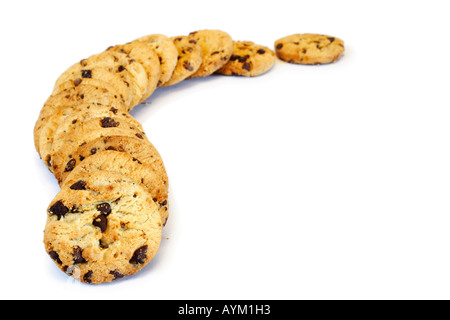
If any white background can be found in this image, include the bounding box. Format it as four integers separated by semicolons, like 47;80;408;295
1;0;449;300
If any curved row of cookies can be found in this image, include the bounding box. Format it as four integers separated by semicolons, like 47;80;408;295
35;30;278;284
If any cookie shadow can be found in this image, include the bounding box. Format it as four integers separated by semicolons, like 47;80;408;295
129;76;223;121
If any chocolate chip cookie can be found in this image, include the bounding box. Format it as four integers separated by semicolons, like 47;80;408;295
49;111;148;184
135;34;178;87
39;104;132;172
34;83;127;156
62;150;169;225
162;36;203;87
215;41;275;77
44;170;162;284
274;33;344;65
68;135;167;179
107;41;161;102
187;29;233;78
53;50;148;109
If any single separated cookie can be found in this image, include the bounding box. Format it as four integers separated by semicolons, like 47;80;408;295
215;41;275;77
44;170;162;284
274;33;344;65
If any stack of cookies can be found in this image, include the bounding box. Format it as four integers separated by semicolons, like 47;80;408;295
34;29;278;284
35;29;345;284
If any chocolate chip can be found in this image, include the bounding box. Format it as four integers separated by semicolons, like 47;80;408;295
109;107;118;114
64;266;72;275
276;43;283;50
230;55;239;62
135;133;144;139
99;239;109;249
70;180;87;190
90;148;97;155
231;54;249;63
46;155;52;168
188;39;197;44
49;251;62;265
65;159;76;172
81;70;92;78
93;214;107;232
130;245;148;264
242;62;251;71
73;246;86;264
96;202;111;215
302;49;307;54
132;157;142;164
257;49;266;54
101;117;120;128
73;78;82;86
183;60;193;71
118;65;126;72
211;51;220;55
49;200;69;219
105;146;117;151
83;271;93;283
160;199;167;206
327;37;335;43
110;270;124;280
